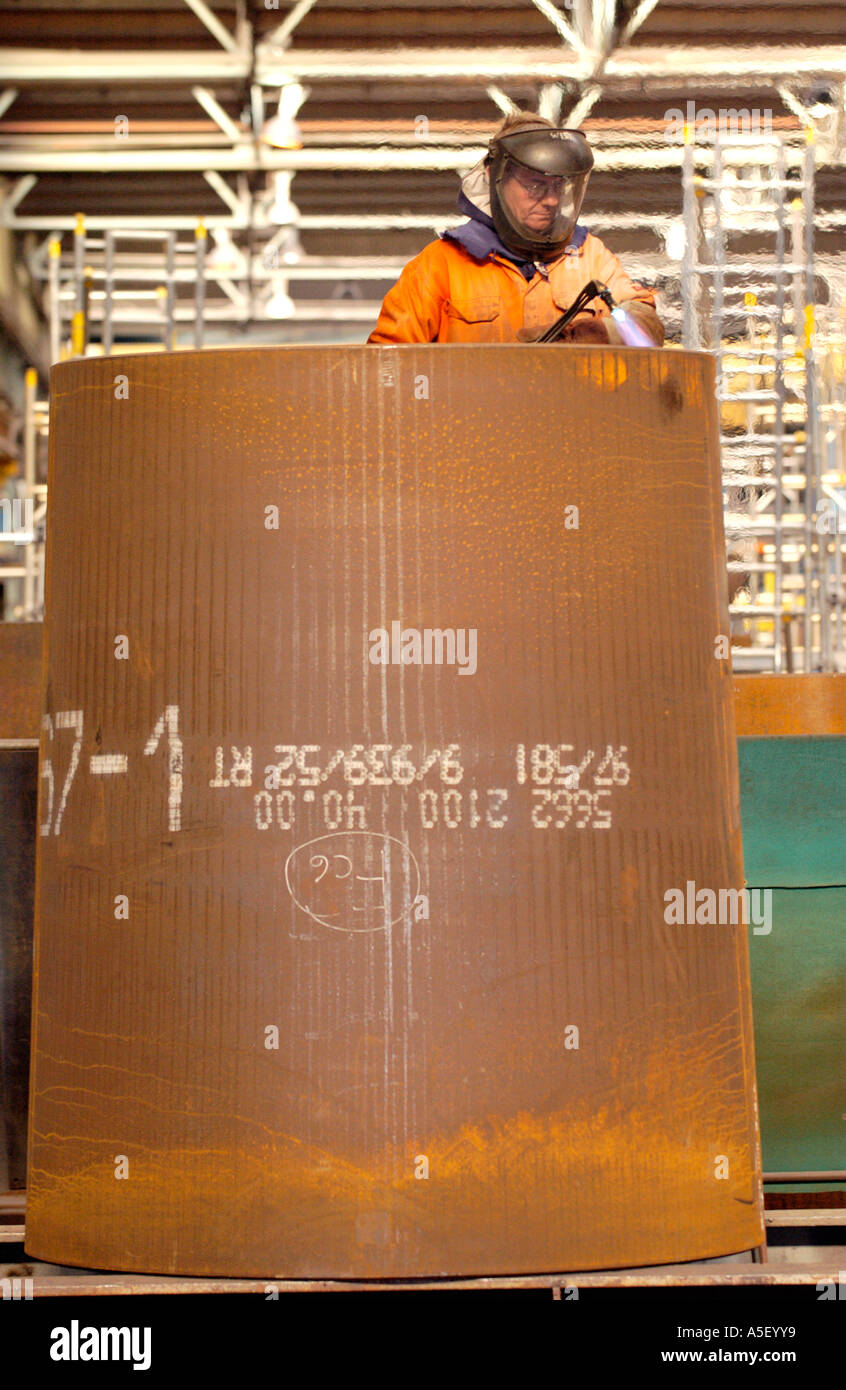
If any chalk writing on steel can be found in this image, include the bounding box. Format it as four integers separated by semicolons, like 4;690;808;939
39;709;83;836
38;718;632;840
284;830;422;934
40;706;183;837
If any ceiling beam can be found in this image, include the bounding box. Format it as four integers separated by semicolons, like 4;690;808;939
3;42;846;88
618;0;662;47
202;169;244;215
537;81;564;122
485;84;518;116
256;43;846;84
261;0;320;51
0;48;249;81
0;143;703;174
563;83;602;125
1;173;37;212
0;133;823;180
191;86;244;143
0;146;491;172
182;0;240;54
531;0;592;65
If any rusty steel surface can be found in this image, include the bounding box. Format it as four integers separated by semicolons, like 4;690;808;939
27;344;763;1278
0;622;42;741
733;674;846;737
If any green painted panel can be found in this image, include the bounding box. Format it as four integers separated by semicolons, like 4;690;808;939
747;887;846;1174
738;737;846;887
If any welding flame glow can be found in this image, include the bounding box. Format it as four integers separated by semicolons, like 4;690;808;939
611;307;655;348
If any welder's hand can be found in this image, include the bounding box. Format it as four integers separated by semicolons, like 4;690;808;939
558;313;612;344
516;314;622;345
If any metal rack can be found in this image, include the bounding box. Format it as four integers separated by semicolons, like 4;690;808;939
0;368;47;622
37;210;405;356
52;214;224;356
681;126;845;673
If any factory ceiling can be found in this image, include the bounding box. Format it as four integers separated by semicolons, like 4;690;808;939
0;0;844;343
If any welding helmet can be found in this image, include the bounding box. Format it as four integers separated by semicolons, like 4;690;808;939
486;126;594;258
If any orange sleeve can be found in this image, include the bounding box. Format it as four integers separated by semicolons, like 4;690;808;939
367;241;451;344
583;232;658;310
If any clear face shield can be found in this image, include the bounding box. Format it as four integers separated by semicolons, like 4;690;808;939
497;160;588;253
487;128;594;258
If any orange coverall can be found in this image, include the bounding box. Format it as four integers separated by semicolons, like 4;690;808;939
367;233;662;345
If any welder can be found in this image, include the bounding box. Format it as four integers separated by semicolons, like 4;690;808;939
368;110;664;347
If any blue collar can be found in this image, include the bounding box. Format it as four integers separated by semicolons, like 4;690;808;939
442;192;588;280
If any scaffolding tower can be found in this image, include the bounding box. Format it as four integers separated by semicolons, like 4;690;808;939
681;124;845;673
0;368;47;622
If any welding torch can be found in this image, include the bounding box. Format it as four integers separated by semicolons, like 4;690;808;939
536;279;617;343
